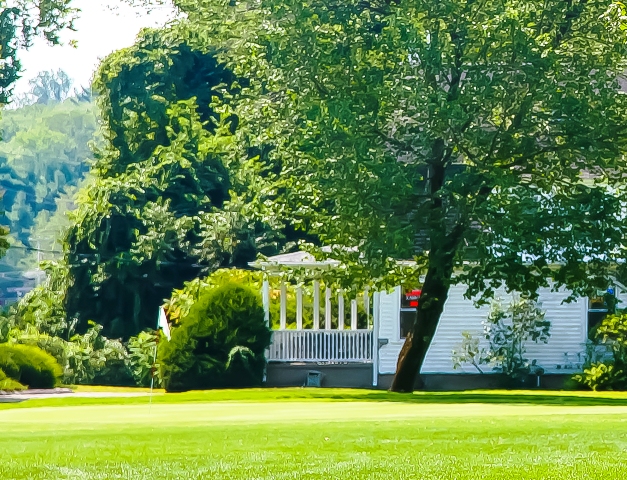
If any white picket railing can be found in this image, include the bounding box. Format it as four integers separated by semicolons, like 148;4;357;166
268;330;373;363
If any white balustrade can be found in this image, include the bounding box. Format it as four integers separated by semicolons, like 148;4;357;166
268;330;373;363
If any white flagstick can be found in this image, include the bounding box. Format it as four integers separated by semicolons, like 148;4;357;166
150;307;170;411
149;329;159;412
150;307;171;411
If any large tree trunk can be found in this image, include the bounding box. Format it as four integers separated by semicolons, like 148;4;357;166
390;147;466;392
389;256;456;392
388;133;470;392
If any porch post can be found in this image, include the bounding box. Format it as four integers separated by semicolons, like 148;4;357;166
338;290;345;330
350;299;358;330
363;287;370;328
280;281;287;330
313;280;320;330
296;285;303;330
262;279;270;327
372;291;381;387
325;287;332;329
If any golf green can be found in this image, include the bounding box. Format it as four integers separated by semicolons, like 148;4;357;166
1;389;626;479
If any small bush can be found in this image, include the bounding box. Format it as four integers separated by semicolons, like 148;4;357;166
0;368;26;391
127;331;160;387
159;282;271;392
575;363;627;391
0;344;62;389
12;323;134;386
573;313;627;390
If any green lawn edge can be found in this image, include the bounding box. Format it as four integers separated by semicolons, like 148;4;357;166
4;387;627;411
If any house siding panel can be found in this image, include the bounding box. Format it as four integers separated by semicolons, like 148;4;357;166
377;287;403;374
377;285;589;375
421;286;588;374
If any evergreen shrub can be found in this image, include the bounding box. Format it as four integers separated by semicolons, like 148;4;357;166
0;344;62;389
159;282;271;392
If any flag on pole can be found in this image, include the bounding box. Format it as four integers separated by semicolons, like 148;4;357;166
158;306;171;340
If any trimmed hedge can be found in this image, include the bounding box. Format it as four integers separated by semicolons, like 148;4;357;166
159;282;272;392
0;344;62;389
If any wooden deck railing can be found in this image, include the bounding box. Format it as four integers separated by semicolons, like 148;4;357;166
268;330;373;363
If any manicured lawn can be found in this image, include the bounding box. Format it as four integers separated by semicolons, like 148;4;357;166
2;389;627;479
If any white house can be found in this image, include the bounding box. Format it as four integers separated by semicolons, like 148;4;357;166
251;251;622;389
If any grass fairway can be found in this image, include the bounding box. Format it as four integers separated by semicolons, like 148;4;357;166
2;389;627;479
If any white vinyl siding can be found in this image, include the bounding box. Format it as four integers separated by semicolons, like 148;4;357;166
377;285;588;375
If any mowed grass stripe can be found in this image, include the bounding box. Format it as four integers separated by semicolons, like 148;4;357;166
2;391;627;479
6;400;627;431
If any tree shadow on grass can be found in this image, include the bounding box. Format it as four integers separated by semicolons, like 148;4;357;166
318;390;627;407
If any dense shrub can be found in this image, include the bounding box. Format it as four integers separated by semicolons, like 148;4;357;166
166;268;370;330
0;344;62;389
159;282;272;392
0;368;26;391
574;313;627;391
12;323;134;386
127;331;160;387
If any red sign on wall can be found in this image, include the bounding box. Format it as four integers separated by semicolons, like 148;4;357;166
404;289;421;308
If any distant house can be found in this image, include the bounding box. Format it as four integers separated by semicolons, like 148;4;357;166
251;251;624;390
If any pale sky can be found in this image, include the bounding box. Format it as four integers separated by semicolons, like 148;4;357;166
14;0;177;96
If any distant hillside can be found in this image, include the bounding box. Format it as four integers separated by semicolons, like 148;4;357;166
0;99;99;303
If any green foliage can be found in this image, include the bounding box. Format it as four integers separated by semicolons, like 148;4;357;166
451;332;485;374
0;1;76;107
453;297;549;379
62;28;260;340
65;323;133;386
127;331;160;387
164;269;265;326
173;0;627;389
159;282;271;392
11;322;134;386
0;97;98;302
574;313;627;391
575;363;626;392
0;367;25;391
0;306;16;342
13;261;71;337
0;343;62;388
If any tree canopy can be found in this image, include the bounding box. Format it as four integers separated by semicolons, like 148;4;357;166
0;0;76;106
168;0;627;391
62;28;280;339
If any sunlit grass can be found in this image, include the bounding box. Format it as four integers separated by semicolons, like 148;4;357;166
2;389;627;479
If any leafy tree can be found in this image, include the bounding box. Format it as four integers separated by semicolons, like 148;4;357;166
574;313;627;391
0;100;96;246
63;28;267;339
0;0;76;107
28;69;73;105
171;0;627;391
12;260;70;337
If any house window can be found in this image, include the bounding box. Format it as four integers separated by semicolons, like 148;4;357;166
587;288;616;336
400;288;421;339
400;309;416;339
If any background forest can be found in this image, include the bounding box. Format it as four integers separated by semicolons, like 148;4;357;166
0;70;97;304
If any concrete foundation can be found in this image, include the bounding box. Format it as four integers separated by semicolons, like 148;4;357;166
266;362;374;388
266;362;574;391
